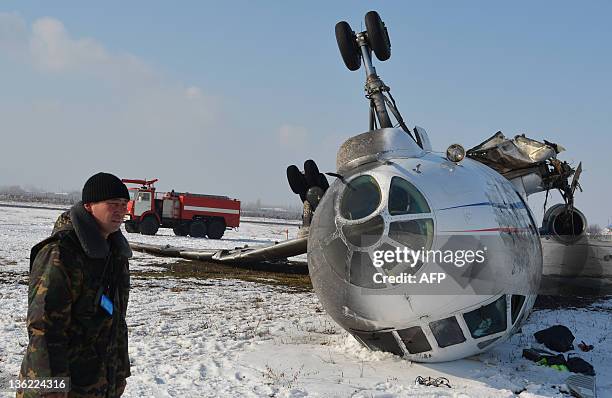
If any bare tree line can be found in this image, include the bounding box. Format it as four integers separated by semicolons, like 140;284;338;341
0;185;80;205
0;185;302;220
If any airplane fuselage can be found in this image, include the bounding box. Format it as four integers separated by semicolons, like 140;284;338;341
307;128;542;361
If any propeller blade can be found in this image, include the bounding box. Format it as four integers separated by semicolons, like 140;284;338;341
570;162;582;195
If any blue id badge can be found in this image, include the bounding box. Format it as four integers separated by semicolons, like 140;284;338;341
100;294;114;316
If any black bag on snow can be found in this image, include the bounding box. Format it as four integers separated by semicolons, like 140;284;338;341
522;349;567;366
566;356;595;376
534;325;575;352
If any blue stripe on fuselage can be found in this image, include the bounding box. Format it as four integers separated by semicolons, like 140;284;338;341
438;201;526;211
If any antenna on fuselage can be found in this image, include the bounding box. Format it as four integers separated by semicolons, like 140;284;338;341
335;11;418;145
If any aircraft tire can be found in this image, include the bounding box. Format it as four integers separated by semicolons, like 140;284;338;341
335;21;361;71
207;219;226;240
287;165;308;197
139;216;159;236
365;11;391;61
189;221;207;238
304;159;321;188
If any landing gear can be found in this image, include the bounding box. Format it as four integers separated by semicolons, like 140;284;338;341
334;11;415;141
286;159;329;231
335;11;391;71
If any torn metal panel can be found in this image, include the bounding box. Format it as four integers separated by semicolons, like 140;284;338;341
467;132;577;200
467;132;561;174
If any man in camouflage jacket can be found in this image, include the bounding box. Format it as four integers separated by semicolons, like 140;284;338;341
18;173;132;398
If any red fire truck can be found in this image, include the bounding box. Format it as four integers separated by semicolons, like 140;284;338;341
122;179;240;239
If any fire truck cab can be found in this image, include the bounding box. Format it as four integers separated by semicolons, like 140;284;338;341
122;179;240;239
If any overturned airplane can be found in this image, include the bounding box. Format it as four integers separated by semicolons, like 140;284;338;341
130;11;611;362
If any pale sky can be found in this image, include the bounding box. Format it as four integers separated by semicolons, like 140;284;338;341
0;1;610;226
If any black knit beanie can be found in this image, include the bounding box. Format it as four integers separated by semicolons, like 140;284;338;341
82;172;130;203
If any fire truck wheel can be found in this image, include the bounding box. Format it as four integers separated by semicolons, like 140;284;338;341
139;216;159;236
124;221;139;233
189;221;207;238
207;219;226;240
173;225;189;236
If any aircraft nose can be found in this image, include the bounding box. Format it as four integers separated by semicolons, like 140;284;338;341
308;169;435;291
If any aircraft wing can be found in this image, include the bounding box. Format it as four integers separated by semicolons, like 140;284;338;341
129;236;308;264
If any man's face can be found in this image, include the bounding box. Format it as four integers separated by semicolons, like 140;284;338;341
84;199;129;237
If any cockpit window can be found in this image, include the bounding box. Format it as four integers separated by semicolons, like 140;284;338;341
351;331;404;356
397;326;432;354
343;215;385;247
388;177;431;215
429;316;466;348
389;219;434;250
340;175;381;220
463;295;507;338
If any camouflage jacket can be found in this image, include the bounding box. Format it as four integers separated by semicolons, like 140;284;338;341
18;203;132;398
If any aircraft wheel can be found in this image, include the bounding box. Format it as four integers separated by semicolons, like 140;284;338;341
365;11;391;61
139;216;159;236
173;224;189;236
207;219;226;240
335;21;361;71
189;221;207;238
304;159;321;188
287;165;308;200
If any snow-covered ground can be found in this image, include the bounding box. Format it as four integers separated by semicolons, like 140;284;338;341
1;204;610;397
